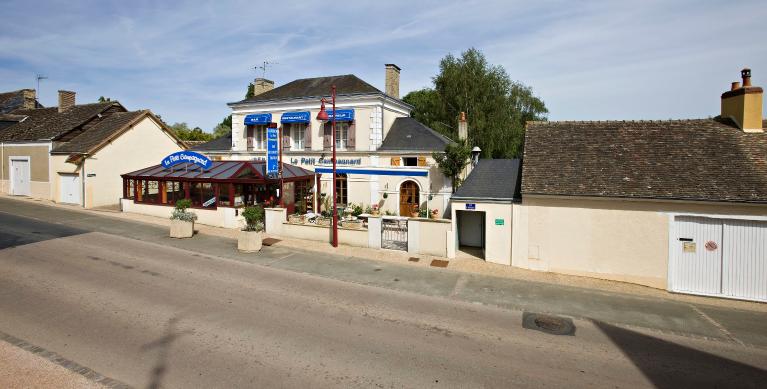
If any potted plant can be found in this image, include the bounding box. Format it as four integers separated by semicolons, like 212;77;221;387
430;208;440;219
316;196;332;226
238;205;265;252
169;199;197;238
411;204;420;218
370;204;380;216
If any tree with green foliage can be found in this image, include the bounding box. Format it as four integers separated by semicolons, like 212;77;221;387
404;48;547;158
212;115;232;138
97;96;112;102
433;140;472;192
169;122;214;142
245;83;255;99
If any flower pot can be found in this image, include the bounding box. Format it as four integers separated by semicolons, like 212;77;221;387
316;217;331;226
371;210;380;216
410;212;419;218
238;230;263;252
430;212;439;219
170;219;194;238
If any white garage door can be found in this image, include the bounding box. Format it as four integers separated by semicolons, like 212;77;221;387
671;216;767;302
10;158;31;196
59;174;81;204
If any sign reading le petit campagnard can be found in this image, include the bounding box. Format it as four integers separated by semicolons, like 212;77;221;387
162;151;212;169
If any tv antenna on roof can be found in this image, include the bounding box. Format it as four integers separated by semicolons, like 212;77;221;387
255;60;278;79
35;74;48;102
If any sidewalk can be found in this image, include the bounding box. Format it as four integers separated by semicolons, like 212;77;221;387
0;333;117;389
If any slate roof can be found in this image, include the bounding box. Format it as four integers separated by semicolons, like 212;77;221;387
378;117;453;151
452;159;522;201
0;102;123;142
51;111;146;153
191;131;232;152
232;74;382;104
522;118;767;203
0;89;42;114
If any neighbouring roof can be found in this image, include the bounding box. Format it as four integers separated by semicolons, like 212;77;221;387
452;159;522;201
191;131;232;152
378;117;453;151
0;102;123;142
0;89;42;114
122;160;315;182
232;74;382;104
51;111;147;153
522;118;767;203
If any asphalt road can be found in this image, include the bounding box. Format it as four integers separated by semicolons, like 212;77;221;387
1;199;766;388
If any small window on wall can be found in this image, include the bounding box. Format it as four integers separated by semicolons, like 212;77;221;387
335;174;348;206
291;123;305;149
402;157;418;167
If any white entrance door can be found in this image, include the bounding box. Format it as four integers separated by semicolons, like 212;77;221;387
722;219;767;301
671;216;723;296
59;174;81;204
10;158;31;196
671;216;767;302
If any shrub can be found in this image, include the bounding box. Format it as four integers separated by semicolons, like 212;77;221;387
295;199;306;215
352;203;363;217
242;205;265;232
418;207;428;218
170;199;197;222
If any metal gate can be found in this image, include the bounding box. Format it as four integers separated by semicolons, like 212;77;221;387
670;216;767;302
382;218;408;251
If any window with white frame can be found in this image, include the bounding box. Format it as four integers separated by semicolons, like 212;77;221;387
335;122;349;150
291;123;305;149
254;125;266;149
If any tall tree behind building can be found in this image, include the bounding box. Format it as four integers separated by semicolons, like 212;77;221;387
403;48;547;158
170;122;213;141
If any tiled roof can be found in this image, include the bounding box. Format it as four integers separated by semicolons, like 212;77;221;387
378;117;453;151
522;118;767;203
0;89;42;114
51;111;146;153
191;131;232;152
0;102;123;142
232;74;382;104
122;160;314;182
452;159;522;201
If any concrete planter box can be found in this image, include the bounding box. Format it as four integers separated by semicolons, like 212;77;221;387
342;220;364;229
316;217;331;226
170;220;194;238
288;214;305;224
238;230;263;252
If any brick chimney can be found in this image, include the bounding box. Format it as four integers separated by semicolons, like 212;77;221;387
21;89;36;109
721;68;763;132
252;78;274;96
58;90;76;112
385;64;401;98
458;111;468;141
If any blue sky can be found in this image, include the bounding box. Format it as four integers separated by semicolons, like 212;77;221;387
1;0;765;131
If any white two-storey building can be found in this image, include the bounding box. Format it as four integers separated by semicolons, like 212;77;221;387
195;64;454;217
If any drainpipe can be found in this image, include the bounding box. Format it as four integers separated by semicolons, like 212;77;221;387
80;153;88;208
1;142;4;192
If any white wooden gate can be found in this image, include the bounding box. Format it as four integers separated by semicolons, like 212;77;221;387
10;158;31;196
59;174;81;204
671;216;767;302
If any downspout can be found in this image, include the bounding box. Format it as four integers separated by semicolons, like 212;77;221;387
1;142;4;192
80;153;88;208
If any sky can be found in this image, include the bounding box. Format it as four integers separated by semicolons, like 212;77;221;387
1;0;765;131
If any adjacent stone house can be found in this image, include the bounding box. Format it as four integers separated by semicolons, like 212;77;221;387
515;69;767;302
0;90;185;208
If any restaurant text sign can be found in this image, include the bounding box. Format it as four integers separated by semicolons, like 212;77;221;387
161;151;211;169
266;127;279;178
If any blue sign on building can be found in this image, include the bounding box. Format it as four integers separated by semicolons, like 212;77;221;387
161;151;212;170
465;203;476;210
325;109;355;121
244;113;272;125
280;111;310;123
266;127;279;178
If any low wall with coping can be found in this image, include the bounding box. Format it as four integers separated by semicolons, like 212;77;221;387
265;207;369;247
121;199;243;229
407;217;453;257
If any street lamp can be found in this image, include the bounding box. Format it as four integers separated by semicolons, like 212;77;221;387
316;86;338;247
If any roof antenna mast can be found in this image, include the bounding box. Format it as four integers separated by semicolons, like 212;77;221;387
35;74;48;103
255;60;278;79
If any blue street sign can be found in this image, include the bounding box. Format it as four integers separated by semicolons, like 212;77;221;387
161;151;212;170
266;127;279;178
465;203;476;210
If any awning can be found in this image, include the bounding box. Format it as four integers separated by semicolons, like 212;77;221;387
326;109;354;122
314;167;427;177
244;113;272;125
281;111;310;123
